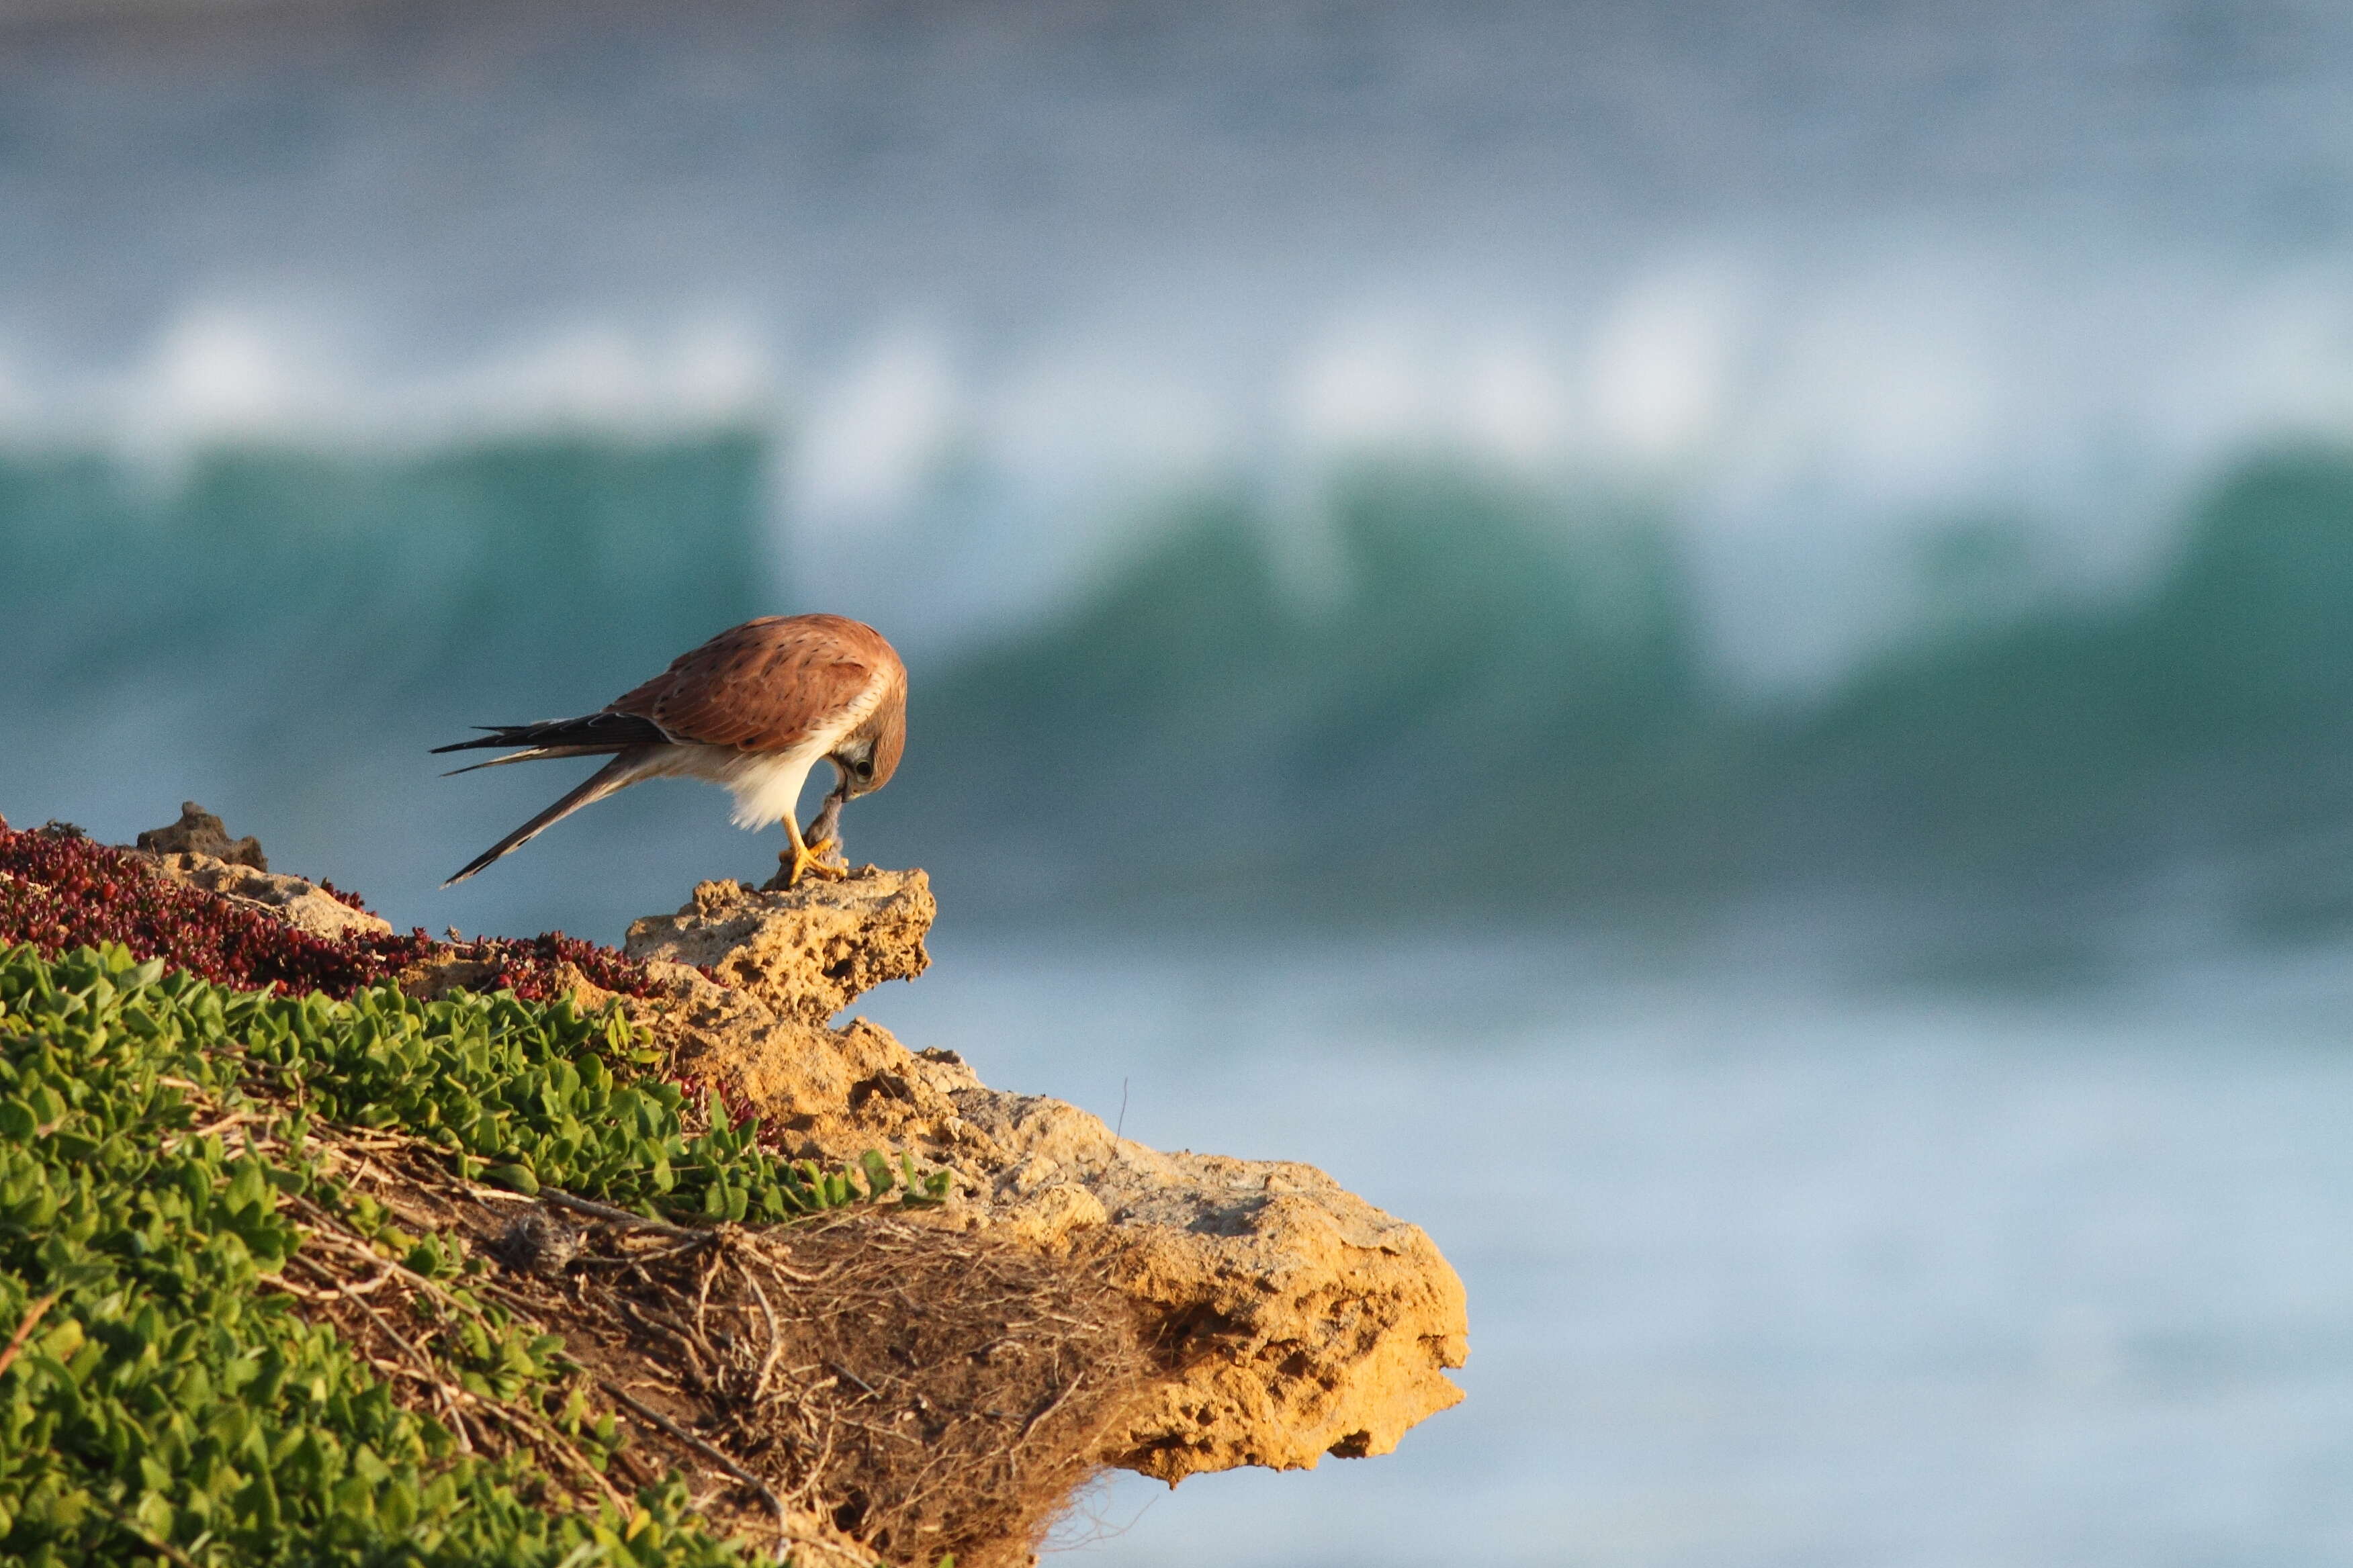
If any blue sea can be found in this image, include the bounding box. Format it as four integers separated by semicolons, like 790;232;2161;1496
858;925;2353;1567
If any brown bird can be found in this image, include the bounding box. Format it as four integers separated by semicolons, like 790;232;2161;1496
434;614;907;888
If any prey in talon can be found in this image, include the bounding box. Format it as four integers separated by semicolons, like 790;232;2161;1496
434;614;907;889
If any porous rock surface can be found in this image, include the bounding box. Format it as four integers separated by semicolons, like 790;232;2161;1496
610;870;1468;1483
120;801;394;941
136;800;269;870
144;850;395;941
623;870;934;1024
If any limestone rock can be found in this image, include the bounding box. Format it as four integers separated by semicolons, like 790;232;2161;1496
948;1090;1468;1480
144;849;395;941
394;955;502;1001
622;870;932;1025
629;955;987;1161
620;868;1467;1486
136;801;268;870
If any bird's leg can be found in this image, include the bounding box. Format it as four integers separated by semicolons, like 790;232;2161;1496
775;808;848;888
803;790;848;868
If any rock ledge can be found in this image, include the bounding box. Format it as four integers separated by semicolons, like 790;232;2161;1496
144;850;395;941
606;870;1468;1483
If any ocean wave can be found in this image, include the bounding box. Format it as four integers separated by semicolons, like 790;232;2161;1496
9;435;2353;941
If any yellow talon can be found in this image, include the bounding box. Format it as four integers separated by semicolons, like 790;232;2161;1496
774;816;848;888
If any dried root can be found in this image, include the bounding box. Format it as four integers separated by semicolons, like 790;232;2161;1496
267;1117;1153;1568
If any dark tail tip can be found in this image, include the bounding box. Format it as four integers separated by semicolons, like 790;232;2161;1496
431;727;520;755
440;849;500;887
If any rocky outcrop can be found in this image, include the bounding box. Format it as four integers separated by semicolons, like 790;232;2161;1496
142;850;395;941
124;841;1469;1489
122;801;394;941
394;953;504;1001
623;872;933;1024
136;800;269;870
610;871;1468;1484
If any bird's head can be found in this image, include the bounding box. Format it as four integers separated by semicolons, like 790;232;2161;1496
834;689;905;798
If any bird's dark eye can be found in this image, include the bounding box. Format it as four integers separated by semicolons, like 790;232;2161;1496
854;759;875;779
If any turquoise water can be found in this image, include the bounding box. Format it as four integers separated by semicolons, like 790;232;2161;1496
858;927;2353;1567
12;439;2353;943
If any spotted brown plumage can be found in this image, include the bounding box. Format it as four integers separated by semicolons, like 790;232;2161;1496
434;614;907;888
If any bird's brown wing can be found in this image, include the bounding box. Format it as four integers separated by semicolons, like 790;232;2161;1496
605;614;885;752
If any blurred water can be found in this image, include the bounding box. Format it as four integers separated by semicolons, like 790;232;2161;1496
9;0;2353;683
17;439;2353;937
852;927;2353;1567
15;3;2353;932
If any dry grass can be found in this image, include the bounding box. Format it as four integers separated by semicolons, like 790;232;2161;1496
265;1119;1155;1568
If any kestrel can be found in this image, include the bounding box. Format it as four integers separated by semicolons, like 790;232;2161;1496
435;614;907;888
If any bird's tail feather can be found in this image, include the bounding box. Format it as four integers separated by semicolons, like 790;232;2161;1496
441;743;628;777
431;711;669;757
441;750;654;887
